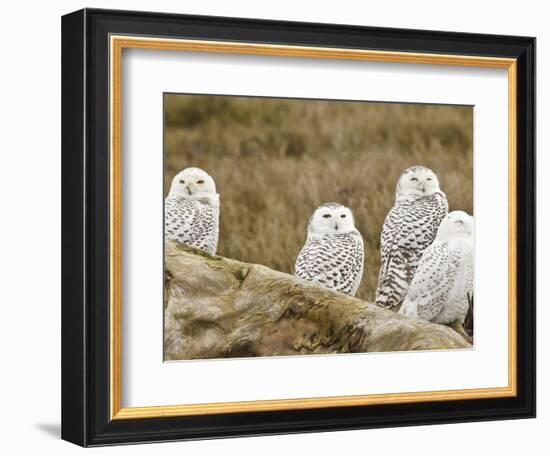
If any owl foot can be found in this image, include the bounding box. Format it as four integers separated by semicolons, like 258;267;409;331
448;320;473;345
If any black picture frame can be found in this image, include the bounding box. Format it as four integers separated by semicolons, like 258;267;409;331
62;8;536;447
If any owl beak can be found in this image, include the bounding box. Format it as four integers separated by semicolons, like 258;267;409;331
185;185;192;196
334;221;339;231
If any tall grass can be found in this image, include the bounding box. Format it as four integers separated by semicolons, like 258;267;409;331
165;95;473;302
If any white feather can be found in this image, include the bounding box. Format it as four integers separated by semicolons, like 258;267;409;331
400;211;474;324
295;203;365;296
164;167;220;255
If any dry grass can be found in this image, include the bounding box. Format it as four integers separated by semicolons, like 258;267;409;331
164;94;473;302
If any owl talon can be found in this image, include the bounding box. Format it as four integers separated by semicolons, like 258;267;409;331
449;320;473;345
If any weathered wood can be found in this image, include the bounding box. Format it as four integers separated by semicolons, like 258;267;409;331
164;240;470;360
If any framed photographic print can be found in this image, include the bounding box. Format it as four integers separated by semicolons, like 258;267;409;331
61;8;536;447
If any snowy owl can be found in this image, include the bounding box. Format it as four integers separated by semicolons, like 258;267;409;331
295;203;364;296
164;167;220;255
375;166;448;311
400;211;474;325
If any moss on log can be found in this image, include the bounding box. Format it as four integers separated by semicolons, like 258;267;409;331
164;240;470;360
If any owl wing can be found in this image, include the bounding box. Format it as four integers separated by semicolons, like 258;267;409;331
164;196;197;241
346;233;365;295
295;233;363;295
376;193;448;309
381;194;448;274
404;241;457;321
379;203;404;271
295;240;315;281
295;237;331;284
327;233;364;295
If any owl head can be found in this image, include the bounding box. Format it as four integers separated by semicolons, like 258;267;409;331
169;167;217;199
308;202;358;236
395;166;441;200
436;210;474;241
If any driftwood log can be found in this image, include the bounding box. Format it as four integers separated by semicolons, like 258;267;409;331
164;240;470;360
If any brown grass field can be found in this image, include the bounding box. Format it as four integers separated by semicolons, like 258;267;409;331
164;94;473;302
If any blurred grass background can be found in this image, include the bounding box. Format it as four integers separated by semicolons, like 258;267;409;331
164;94;473;302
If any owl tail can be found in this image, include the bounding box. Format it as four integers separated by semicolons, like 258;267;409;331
375;274;409;312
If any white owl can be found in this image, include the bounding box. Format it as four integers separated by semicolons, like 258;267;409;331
375;166;448;311
295;203;364;296
164;167;220;255
400;211;474;325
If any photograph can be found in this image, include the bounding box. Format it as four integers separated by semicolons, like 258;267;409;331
163;94;474;360
57;5;536;447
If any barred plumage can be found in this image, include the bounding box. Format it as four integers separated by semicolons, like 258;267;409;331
400;211;474;324
164;167;219;255
295;203;364;296
375;166;448;311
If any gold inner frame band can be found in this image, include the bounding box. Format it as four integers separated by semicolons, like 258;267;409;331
109;35;517;420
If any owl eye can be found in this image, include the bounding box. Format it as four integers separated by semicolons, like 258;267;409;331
179;180;185;184
196;180;205;184
410;177;418;182
340;214;346;218
455;220;464;225
322;214;332;218
427;177;432;181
